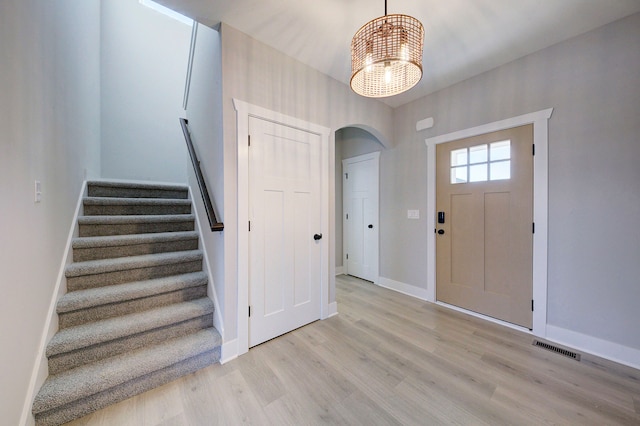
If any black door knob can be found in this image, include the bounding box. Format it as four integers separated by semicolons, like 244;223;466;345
368;224;373;229
314;233;323;240
437;229;445;235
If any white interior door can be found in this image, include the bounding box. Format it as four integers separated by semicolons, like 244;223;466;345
343;152;379;282
248;117;322;347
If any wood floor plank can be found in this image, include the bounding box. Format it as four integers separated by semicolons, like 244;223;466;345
64;274;640;425
233;345;287;407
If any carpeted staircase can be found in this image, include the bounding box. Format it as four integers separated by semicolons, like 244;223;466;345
32;181;222;426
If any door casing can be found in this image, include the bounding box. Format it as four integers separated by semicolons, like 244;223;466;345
425;108;553;337
235;99;332;357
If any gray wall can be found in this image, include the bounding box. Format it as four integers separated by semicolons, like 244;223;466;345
100;0;192;183
218;23;394;342
0;1;101;423
393;13;640;351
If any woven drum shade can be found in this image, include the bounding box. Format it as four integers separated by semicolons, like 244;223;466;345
351;14;424;98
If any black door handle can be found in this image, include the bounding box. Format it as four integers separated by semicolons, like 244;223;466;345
368;224;373;229
437;229;445;235
314;233;323;240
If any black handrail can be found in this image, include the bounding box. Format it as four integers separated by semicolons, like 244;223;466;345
180;118;224;232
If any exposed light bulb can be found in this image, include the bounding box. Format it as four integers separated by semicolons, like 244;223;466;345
400;28;409;62
384;62;391;84
400;43;409;61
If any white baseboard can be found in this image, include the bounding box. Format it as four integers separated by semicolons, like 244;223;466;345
326;302;338;318
376;277;429;301
220;339;238;364
335;266;344;276
20;181;87;426
546;325;640;370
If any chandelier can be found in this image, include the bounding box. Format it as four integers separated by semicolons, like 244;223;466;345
350;0;424;98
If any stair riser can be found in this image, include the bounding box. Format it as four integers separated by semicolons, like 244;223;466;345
73;238;199;262
67;260;203;291
48;313;213;375
35;349;219;426
83;204;192;216
79;220;194;237
58;285;208;329
87;186;188;200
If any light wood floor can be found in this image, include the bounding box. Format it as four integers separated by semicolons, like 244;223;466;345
68;275;640;425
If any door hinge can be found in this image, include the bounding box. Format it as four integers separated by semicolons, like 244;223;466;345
249;221;251;232
248;135;251;146
531;300;534;312
532;222;535;234
346;213;349;220
346;253;349;260
532;144;535;156
249;306;251;317
345;173;348;179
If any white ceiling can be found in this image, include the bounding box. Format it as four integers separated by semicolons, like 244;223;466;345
155;0;640;108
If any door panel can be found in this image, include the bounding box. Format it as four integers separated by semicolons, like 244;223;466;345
484;192;511;295
263;190;285;316
249;117;321;347
343;154;379;282
293;191;311;306
347;193;365;278
450;193;477;286
436;124;533;328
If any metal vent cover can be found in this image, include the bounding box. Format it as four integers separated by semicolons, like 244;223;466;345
532;340;581;361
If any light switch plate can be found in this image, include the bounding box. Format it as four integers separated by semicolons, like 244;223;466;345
35;180;42;203
407;209;419;219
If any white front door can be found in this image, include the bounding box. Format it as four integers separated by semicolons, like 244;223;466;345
343;152;379;282
248;116;322;347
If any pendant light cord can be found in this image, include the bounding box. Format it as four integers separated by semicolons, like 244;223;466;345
384;0;387;16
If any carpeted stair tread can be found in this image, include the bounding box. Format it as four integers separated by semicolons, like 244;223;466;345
77;214;194;226
83;197;192;207
87;181;189;199
77;215;195;238
83;197;192;216
46;298;214;357
56;271;208;314
65;250;202;278
32;328;221;416
87;181;188;191
72;231;198;250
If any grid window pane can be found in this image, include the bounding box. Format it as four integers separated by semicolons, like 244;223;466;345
490;160;511;180
451;166;468;184
490;140;511;161
451;149;468;167
469;144;488;164
469;164;487;182
449;140;512;184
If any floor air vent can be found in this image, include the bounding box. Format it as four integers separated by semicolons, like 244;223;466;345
532;340;581;361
